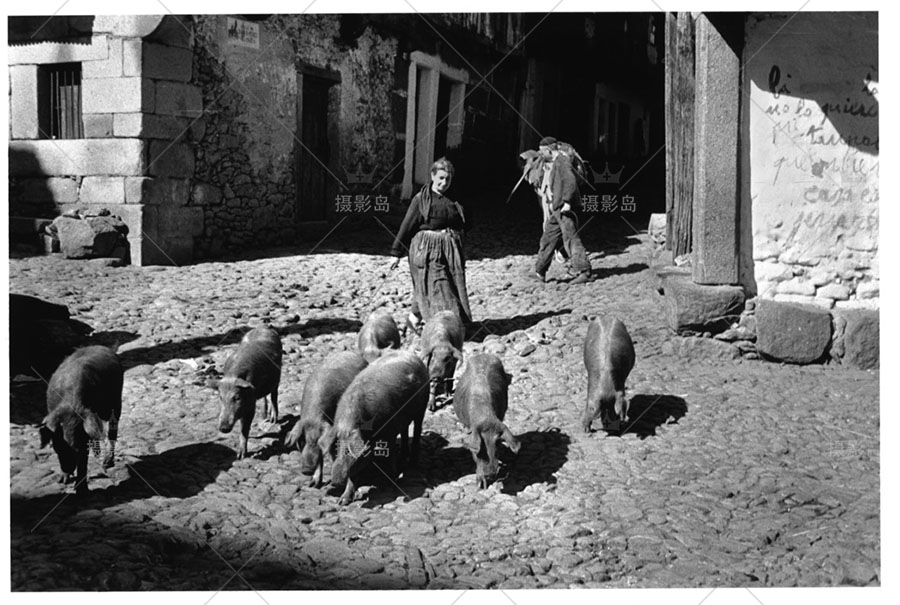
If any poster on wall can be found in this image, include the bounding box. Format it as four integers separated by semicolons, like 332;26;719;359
226;17;260;49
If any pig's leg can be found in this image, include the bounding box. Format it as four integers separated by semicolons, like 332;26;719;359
428;379;439;412
75;451;89;496
475;463;487;490
582;393;599;433
236;414;252;459
312;458;323;488
338;477;357;505
446;361;458;399
411;410;424;466
398;429;409;475
615;391;629;427
269;381;280;423
102;409;119;469
261;397;270;424
582;374;600;433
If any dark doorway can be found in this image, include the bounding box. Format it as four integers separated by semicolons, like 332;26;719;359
297;74;334;222
433;75;452;160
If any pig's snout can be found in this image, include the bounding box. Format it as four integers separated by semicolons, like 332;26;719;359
299;447;320;476
218;410;237;433
476;460;501;488
330;460;348;487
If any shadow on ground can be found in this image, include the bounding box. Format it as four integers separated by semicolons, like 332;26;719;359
116;318;363;369
590;262;649;281
8;379;49;425
468;310;571;342
500;428;571;495
10;442;236;526
9;515;336;591
624;394;688;438
88;329;142;350
252;414;303;461
356;432;459;507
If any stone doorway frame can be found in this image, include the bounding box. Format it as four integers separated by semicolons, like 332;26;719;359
402;51;468;199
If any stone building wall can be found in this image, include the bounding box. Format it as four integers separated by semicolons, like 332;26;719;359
743;12;878;310
8;15;202;265
189;15;402;259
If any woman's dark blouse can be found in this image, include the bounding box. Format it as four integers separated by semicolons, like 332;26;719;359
390;191;466;257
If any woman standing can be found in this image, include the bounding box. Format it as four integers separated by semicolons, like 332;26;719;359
389;158;472;333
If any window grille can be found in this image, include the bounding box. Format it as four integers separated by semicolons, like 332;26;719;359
38;63;84;139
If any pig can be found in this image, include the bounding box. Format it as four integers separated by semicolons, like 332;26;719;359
39;345;123;495
582;317;635;433
419;310;465;412
239;326;283;423
319;350;429;505
453;354;521;489
284;351;368;487
215;326;282;459
357;310;401;363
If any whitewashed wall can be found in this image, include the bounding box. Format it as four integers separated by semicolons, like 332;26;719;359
744;12;878;309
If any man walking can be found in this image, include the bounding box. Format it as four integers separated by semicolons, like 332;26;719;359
532;137;592;284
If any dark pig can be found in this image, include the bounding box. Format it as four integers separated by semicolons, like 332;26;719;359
419;310;465;412
215;326;282;458
453;354;520;488
284;351;368;487
39;345;124;495
582;317;635;433
319;350;428;505
357;310;401;363
240;326;283;423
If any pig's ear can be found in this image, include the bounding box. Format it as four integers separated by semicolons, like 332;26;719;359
83;412;105;441
500;424;521;454
284;423;303;450
419;344;432;364
451;346;463;361
39;413;57;448
464;430;482;454
234;378;255;390
318;426;337;458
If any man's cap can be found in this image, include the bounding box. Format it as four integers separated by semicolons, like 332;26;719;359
538;136;558;147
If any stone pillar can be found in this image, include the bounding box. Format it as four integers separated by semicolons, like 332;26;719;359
692;14;741;285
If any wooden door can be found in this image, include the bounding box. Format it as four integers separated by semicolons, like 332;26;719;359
298;75;331;222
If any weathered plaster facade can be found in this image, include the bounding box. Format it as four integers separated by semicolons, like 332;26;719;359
189;15;407;258
744;12;879;309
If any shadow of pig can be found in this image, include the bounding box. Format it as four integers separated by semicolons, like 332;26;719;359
621;394;688;438
499;428;571;495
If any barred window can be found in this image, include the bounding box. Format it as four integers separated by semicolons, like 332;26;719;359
37;62;84;139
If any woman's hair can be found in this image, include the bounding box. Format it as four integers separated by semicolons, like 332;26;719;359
431;157;455;176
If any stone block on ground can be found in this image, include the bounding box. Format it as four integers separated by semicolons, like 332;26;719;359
832;309;879;370
756;300;832;364
50;210;130;260
649;264;691;294
662;276;746;334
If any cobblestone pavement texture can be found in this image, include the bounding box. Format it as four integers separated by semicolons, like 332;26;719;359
8;209;879;591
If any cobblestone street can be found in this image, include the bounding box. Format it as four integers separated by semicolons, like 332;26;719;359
8;208;880;591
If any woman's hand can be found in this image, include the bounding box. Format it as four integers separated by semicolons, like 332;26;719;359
389;257;400;271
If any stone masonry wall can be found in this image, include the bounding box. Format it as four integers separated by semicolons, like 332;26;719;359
190;15;402;259
8;16;202;265
743;13;878;311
